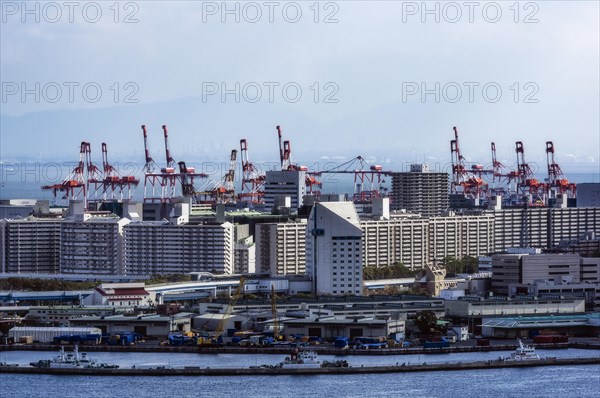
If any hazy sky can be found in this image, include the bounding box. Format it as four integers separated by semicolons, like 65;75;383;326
1;1;599;174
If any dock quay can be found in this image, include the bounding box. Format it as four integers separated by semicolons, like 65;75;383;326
1;357;598;376
2;342;599;355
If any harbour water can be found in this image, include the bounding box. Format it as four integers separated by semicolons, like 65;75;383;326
1;349;599;397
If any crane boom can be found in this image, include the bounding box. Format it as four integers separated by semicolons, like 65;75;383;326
141;125;156;173
271;285;279;341
214;278;245;342
162;124;175;169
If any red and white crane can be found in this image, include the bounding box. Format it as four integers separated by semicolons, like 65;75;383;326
490;142;520;196
515;141;545;202
545;141;576;198
239;138;265;204
42;142;88;207
449;127;487;199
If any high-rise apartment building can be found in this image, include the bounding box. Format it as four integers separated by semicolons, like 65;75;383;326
0;217;61;274
60;215;129;275
123;221;234;276
255;220;307;275
390;164;449;216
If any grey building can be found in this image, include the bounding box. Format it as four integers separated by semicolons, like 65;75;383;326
263;170;307;212
577;183;600;207
390;164;449;216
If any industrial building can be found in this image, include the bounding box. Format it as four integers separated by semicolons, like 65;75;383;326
281;311;405;340
70;312;193;337
306;201;364;296
199;295;446;327
255;220;307;275
82;283;151;308
390;164;449;216
445;296;586;318
8;326;102;343
491;252;586;295
122;220;235;275
480;313;600;338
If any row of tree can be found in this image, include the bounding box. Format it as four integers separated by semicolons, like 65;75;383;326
362;263;421;280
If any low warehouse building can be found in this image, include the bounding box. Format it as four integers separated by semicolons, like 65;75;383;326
70;313;193;337
8;326;102;343
481;313;600;338
282;315;405;340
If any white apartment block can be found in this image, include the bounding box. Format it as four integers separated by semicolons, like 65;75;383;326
306;202;363;296
493;207;600;251
60;215;129;276
0;218;61;274
361;215;429;269
255;220;307;275
123;221;234;276
428;214;495;263
361;213;494;269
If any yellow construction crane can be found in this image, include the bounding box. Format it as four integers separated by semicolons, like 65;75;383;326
271;285;279;341
213;278;245;344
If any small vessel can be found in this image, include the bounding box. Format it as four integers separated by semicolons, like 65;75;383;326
279;349;321;369
30;345;118;369
508;339;541;361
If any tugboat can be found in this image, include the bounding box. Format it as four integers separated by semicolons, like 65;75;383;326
30;345;119;369
508;339;541;361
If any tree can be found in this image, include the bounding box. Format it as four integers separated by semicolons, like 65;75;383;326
442;256;478;275
415;310;439;337
362;263;420;280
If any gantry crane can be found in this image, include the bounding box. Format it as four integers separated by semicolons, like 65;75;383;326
42;142;88;206
239;138;266;204
276;125;321;195
490;142;519;196
546;141;576;198
515;141;545;203
450;127;488;199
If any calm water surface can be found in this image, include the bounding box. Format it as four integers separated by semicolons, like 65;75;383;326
1;349;598;398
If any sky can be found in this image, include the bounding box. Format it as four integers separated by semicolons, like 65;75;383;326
1;1;599;177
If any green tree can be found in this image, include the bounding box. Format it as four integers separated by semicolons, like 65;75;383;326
415;310;440;338
442;256;478;275
362;263;420;280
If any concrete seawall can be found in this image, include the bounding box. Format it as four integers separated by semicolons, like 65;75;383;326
1;357;599;376
1;342;599;355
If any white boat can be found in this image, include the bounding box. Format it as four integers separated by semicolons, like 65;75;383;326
279;350;322;369
508;339;541;361
30;345;118;369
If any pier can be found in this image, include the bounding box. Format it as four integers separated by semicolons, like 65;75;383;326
1;357;598;376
